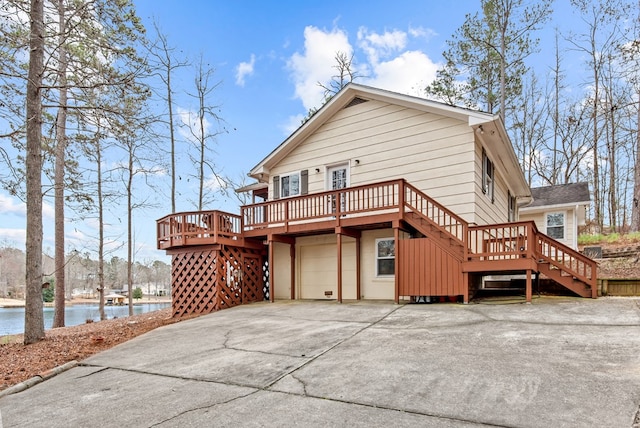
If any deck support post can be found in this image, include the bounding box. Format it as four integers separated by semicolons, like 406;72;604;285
337;233;343;303
290;243;296;300
394;225;400;304
356;234;361;300
463;272;469;304
268;238;275;302
526;269;532;303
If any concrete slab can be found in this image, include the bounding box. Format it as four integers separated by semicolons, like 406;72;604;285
1;297;640;427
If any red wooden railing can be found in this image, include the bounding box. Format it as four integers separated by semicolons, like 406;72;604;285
468;221;597;296
403;181;467;246
156;210;242;249
241;179;402;229
156;180;596;298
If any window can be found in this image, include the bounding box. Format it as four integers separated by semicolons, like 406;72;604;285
280;172;300;197
376;238;395;276
508;191;516;222
272;171;307;199
482;149;494;203
546;212;565;239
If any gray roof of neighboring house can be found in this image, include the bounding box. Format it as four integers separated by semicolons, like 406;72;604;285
526;182;590;208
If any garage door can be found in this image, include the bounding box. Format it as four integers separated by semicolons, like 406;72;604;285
300;244;337;299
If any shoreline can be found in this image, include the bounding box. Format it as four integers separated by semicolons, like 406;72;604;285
0;297;172;308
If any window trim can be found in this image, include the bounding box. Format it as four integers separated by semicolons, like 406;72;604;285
508;191;516;222
545;211;566;240
375;237;395;277
482;148;494;203
279;171;301;198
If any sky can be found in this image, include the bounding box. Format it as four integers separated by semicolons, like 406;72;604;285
0;0;580;262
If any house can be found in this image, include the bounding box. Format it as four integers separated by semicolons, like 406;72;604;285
519;183;590;250
157;84;597;318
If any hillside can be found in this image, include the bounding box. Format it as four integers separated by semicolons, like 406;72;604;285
581;238;640;279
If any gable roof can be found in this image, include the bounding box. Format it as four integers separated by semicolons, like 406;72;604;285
248;83;530;198
522;183;590;210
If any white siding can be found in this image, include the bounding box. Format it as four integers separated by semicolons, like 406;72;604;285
472;138;513;225
273;242;291;300
360;229;396;300
269;100;477;220
520;208;577;249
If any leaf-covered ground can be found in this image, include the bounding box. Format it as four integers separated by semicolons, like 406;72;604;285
0;307;185;392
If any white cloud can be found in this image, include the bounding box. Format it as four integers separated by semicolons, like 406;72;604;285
0;228;25;243
0;194;25;215
408;25;437;41
286;26;353;111
281;114;305;136
283;25;441;133
235;54;256;87
204;174;228;192
364;50;439;96
357;27;407;64
177;107;212;142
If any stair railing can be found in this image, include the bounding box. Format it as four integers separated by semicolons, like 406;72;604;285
535;228;597;297
402;181;468;248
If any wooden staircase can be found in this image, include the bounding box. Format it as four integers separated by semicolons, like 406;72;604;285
399;184;597;299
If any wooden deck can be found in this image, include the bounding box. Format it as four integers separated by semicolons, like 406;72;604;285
158;179;597;307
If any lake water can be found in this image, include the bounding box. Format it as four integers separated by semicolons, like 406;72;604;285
0;303;171;336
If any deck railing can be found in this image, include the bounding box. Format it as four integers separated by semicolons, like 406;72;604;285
241;179;402;230
403;181;467;245
156;210;242;249
468;221;597;291
467;221;536;262
536;229;597;290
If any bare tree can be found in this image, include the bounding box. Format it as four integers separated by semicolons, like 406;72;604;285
52;0;68;328
568;0;630;231
147;21;190;213
183;55;227;211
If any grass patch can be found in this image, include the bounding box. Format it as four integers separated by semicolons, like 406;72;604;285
579;232;640;246
0;334;21;345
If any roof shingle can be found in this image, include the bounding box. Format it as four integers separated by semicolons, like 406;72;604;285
527;182;590;208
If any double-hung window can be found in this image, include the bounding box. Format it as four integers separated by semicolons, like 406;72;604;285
482;149;494;203
376;238;395;276
546;212;565;239
280;172;300;198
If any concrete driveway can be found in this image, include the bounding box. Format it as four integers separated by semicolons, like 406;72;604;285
1;297;640;427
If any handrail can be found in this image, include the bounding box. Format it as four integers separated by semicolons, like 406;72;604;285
157;210;242;249
241;179;403;230
536;229;597;290
403;181;468;246
468;220;597;293
468;221;536;262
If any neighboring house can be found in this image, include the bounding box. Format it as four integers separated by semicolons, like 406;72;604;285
157;84;597;317
519;183;590;250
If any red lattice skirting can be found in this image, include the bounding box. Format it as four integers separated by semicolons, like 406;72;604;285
171;245;267;318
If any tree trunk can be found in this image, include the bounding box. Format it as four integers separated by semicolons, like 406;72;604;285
24;0;45;344
631;97;640;231
96;133;105;320
53;0;68;328
127;144;134;316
